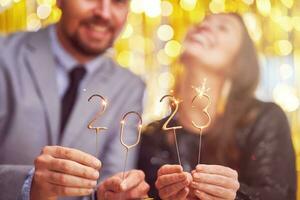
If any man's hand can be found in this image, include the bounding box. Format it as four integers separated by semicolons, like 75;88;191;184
191;164;240;200
30;146;101;200
155;165;192;200
98;169;149;199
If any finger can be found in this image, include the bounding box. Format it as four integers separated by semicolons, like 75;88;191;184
124;181;150;199
186;197;199;200
169;187;189;200
120;170;145;191
42;146;101;169
194;190;224;200
185;172;193;183
101;176;122;192
155;173;187;189
45;170;97;188
159;178;190;199
157;165;183;176
196;164;238;178
191;182;236;199
104;191;122;200
48;157;99;180
187;186;197;199
193;172;240;190
47;183;93;197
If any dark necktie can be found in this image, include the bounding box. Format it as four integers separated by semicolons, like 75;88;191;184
60;66;87;136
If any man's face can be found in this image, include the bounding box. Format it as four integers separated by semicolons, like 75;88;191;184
57;0;129;56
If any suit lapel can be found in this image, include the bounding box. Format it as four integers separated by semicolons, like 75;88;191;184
25;28;60;145
61;58;115;147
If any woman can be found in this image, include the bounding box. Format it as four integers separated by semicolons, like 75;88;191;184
138;13;296;200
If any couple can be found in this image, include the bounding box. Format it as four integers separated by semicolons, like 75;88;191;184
0;0;296;199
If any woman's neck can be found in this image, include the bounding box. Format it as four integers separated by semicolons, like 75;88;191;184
176;63;225;134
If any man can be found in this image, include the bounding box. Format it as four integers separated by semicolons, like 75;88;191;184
0;0;149;199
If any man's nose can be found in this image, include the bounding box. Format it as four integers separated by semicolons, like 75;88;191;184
94;0;112;20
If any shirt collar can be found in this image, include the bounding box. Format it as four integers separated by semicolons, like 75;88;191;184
48;25;106;75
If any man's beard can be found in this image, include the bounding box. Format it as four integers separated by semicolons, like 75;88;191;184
69;30;114;57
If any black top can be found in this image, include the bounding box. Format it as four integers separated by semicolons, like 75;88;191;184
138;101;297;200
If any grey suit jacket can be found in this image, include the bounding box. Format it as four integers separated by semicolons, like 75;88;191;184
0;28;145;200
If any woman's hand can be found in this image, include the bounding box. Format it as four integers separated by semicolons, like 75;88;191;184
191;164;240;200
155;164;192;200
98;169;149;200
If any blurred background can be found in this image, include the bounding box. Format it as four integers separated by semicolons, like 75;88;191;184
0;0;299;198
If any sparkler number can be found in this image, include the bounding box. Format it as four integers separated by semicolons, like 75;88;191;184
191;79;212;164
160;94;183;166
87;94;108;190
119;111;143;180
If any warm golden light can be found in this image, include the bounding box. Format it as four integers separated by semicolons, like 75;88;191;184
157;24;174;41
180;0;197;11
37;4;51;19
243;13;262;43
117;51;132;67
0;0;12;7
144;0;161;18
164;40;181;58
292;16;300;32
273;84;300;112
280;0;294;9
256;0;271;16
161;0;173;16
27;13;42;31
158;72;175;89
130;0;144;13
157;49;172;66
279;64;294;80
242;0;254;5
121;24;134;39
209;0;225;13
274;40;293;56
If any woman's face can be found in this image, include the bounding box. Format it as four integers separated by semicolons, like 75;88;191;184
181;14;243;73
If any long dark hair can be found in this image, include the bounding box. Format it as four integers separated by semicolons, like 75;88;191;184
205;13;260;168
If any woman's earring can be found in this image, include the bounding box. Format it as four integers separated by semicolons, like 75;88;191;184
217;79;231;115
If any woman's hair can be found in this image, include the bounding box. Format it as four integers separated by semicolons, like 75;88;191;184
176;13;260;168
206;13;260;168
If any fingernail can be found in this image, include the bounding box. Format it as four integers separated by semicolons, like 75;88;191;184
196;164;203;171
185;187;189;193
90;181;97;187
94;159;101;168
193;173;200;179
93;171;99;179
190;182;198;188
120;182;127;191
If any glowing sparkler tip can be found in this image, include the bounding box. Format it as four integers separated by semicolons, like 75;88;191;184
193;79;210;97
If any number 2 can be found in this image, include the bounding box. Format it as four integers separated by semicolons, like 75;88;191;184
87;94;108;133
160;94;183;130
